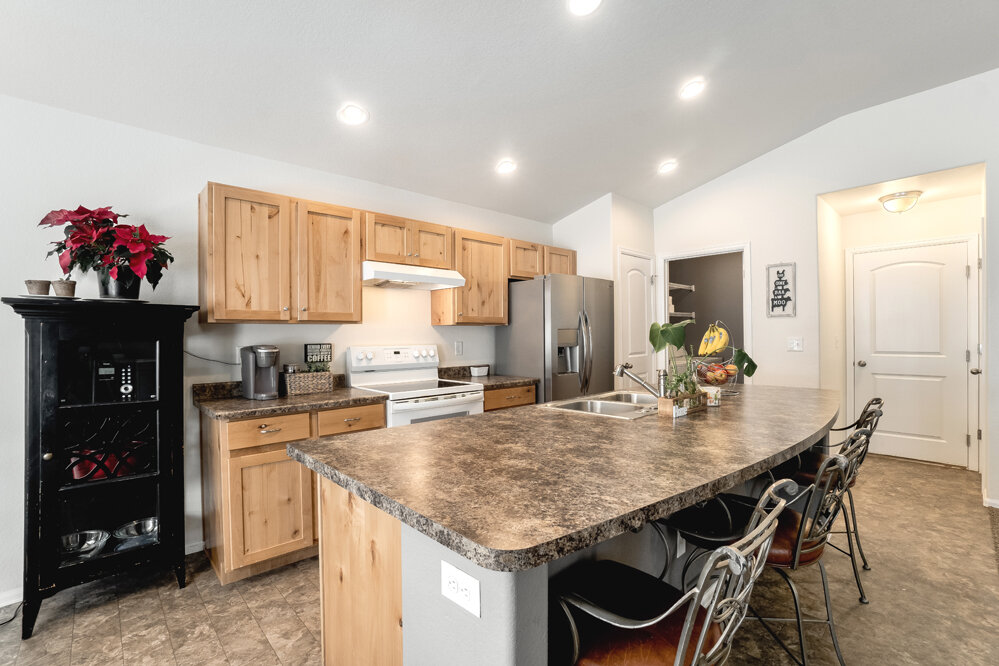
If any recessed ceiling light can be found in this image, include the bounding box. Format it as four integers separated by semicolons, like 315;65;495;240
495;159;518;175
568;0;602;17
679;77;706;100
337;103;369;125
658;159;678;175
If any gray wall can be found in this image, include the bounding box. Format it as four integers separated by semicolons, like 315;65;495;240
668;252;744;355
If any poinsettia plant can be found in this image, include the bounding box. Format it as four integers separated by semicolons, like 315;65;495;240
39;205;174;288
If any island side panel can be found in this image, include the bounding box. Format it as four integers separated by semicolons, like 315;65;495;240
401;524;548;666
319;477;403;665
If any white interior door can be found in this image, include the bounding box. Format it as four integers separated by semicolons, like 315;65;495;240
852;241;972;466
617;250;656;389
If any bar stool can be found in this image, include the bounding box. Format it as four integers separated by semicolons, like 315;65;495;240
550;479;794;666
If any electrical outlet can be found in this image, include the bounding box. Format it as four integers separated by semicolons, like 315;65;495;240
454;341;463;356
234;345;243;364
787;336;804;352
441;560;480;617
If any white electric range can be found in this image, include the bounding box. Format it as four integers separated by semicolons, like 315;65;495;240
346;345;484;427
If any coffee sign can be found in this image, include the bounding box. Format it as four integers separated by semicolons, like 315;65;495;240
304;343;333;363
766;263;796;317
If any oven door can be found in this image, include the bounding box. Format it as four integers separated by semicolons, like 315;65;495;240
387;391;484;427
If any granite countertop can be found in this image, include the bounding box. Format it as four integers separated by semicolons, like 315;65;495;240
473;375;539;390
196;388;386;420
288;385;839;571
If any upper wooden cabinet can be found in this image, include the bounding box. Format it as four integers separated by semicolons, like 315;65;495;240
294;201;363;322
200;183;292;322
509;239;544;279
544;245;577;275
199;183;363;323
364;213;453;269
432;229;509;325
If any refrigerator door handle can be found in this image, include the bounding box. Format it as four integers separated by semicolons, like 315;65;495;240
582;310;594;393
577;311;587;392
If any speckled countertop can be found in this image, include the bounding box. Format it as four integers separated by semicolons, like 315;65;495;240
473;375;539;389
288;385;839;571
195;388;386;420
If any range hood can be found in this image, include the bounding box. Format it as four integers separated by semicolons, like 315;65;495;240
362;261;465;290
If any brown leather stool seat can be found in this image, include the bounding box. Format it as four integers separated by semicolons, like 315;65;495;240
766;507;825;568
794;450;856;488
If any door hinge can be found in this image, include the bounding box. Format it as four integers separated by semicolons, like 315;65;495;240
966;264;971;278
978;429;983;440
967;434;971;447
966;350;971;362
978;258;983;269
650;275;656;285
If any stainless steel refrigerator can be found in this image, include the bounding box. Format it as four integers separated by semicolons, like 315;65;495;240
495;274;614;402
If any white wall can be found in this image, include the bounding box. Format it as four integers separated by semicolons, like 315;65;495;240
552;194;613;279
817;197;846;426
653;67;999;504
0;94;553;604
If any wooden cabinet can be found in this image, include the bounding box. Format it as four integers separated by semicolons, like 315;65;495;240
544;245;577;275
509;239;544;279
365;213;453;269
432;229;509;325
200;403;386;584
199;183;363;323
484;385;537;411
294;201;363;321
227;448;314;569
199;183;292;322
508;240;576;279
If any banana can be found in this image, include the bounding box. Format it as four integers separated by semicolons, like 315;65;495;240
698;322;731;356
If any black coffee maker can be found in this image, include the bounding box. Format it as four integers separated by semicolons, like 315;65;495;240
240;345;280;400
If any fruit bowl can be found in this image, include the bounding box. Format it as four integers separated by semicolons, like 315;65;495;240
694;359;739;387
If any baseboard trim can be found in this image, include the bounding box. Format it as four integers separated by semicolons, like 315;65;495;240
0;587;21;609
983;494;999;509
185;540;205;556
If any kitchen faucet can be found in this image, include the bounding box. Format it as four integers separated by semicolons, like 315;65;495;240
613;363;661;398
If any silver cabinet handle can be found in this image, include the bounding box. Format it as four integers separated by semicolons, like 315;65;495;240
971;368;982;375
857;360;867;367
301;307;307;312
414;253;420;257
282;307;289;311
42;452;53;461
406;252;412;256
343;417;361;423
458;312;463;316
258;424;282;434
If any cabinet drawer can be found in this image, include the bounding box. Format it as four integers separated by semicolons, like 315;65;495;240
317;403;386;436
224;413;311;451
483;385;536;411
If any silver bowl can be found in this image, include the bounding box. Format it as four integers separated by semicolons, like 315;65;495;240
60;530;110;557
113;517;158;540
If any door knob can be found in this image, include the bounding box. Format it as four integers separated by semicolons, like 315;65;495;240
971;368;982;375
42;452;53;461
856;360;867;367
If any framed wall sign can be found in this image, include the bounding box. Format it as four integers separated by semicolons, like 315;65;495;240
766;262;796;317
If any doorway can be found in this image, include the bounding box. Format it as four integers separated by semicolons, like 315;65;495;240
848;238;979;467
817;162;986;473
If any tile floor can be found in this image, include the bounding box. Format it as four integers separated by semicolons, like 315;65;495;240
0;454;997;665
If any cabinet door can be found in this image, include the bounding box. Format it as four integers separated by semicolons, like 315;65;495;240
509;239;543;279
411;221;453;269
453;229;509;324
544;246;577;275
227;448;314;569
365;213;410;263
208;184;292;321
295;201;363;322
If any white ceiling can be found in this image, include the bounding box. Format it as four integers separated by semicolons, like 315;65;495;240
3;1;999;222
820;163;986;216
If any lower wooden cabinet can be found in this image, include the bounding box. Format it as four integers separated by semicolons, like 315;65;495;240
201;403;385;584
483;385;536;411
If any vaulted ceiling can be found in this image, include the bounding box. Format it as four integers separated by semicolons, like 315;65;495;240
3;1;999;222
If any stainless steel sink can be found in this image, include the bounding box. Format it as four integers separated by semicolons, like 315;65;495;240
545;394;658;420
589;391;658;406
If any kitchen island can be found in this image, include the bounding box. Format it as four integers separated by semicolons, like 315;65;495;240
288;385;839;665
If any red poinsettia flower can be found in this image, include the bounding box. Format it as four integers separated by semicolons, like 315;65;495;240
39;205;121;227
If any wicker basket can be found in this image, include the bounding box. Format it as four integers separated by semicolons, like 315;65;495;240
280;371;336;396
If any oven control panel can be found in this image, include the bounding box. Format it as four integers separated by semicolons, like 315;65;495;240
346;345;439;372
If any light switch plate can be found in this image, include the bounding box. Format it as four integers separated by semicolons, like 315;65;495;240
454;341;464;356
441;560;480;617
787;336;804;352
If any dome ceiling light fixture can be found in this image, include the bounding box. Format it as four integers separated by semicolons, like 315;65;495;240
337;103;369;125
879;190;923;213
658;159;678;175
679;77;706;99
567;0;602;17
495;159;518;175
